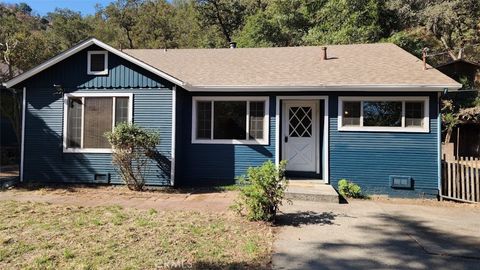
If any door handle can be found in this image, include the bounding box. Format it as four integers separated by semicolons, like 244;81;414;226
284;136;288;143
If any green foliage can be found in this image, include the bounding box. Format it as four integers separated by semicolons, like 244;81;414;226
303;0;383;45
384;29;440;59
105;123;159;191
338;179;363;198
232;160;288;222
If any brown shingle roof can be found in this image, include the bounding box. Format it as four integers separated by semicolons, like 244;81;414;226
124;43;460;89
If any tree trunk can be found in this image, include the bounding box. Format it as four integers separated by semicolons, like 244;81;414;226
212;0;231;43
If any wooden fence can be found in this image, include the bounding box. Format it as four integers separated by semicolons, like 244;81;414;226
441;157;480;203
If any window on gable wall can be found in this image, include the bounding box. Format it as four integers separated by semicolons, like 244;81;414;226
193;97;269;144
339;97;429;132
65;94;132;152
87;51;108;75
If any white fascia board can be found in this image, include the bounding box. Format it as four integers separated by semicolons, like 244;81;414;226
184;84;462;92
3;38;185;88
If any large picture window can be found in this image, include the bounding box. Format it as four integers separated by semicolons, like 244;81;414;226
192;97;269;144
338;97;429;132
64;93;132;152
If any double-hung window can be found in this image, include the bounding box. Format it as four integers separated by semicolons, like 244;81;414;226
192;97;269;144
64;93;133;153
338;96;429;132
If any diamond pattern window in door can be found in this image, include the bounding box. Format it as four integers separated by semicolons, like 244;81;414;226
289;107;312;137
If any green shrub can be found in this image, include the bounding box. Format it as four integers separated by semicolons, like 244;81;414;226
338;179;363;198
105;123;159;191
232;160;288;222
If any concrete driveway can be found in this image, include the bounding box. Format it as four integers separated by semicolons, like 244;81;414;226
273;199;480;270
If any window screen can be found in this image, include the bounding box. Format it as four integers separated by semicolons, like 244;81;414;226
196;101;212;139
249;101;265;139
115;97;129;125
67;98;82;148
90;53;106;72
83;97;113;148
342;101;361;126
405;102;424;127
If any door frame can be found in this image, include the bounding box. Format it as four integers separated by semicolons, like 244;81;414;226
282;100;319;173
275;96;329;183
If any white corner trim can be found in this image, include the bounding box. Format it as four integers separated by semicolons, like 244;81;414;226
170;86;176;186
63;92;133;154
20;87;26;182
4;38;185;88
337;96;430;133
191;96;270;145
437;92;442;192
87;51;108;75
275;96;329;183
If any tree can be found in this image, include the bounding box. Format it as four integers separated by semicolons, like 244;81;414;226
421;0;480;60
135;0;178;49
195;0;247;44
15;2;32;15
303;0;384;45
235;0;310;47
103;0;143;49
45;9;94;50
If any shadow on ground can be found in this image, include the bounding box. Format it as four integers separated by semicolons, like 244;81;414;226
274;211;480;269
275;211;339;227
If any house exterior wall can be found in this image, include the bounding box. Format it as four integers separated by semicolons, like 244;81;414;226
18;45;173;185
329;92;440;196
176;90;440;196
175;90;276;185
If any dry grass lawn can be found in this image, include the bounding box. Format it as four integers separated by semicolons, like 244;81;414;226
0;201;273;269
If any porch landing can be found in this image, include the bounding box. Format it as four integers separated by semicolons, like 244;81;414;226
285;180;340;203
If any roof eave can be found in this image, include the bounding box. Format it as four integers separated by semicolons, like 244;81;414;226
3;38;185;89
184;83;463;92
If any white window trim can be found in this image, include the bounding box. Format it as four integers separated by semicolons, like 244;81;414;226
338;96;429;133
191;96;270;145
63;92;133;153
87;51;108;75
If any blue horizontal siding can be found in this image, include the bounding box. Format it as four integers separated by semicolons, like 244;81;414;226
176;90;276;185
329;92;439;196
20;46;173;185
176;91;440;196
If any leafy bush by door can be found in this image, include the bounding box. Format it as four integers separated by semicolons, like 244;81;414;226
232;160;288;222
338;179;363;198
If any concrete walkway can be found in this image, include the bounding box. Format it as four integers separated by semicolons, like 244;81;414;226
273;199;480;270
0;187;235;212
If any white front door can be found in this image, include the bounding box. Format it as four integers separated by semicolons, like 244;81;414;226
282;101;317;172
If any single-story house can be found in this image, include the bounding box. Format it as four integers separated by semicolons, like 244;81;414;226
2;38;461;196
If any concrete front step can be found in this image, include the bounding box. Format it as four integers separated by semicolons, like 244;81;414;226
285;180;339;203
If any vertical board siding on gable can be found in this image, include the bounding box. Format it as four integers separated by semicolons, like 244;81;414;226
22;45;162;90
329;92;439;195
176;90;276;185
20;44;172;185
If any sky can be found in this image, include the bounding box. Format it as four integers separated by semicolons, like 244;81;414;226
3;0;114;16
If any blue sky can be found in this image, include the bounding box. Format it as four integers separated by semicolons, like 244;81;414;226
3;0;115;16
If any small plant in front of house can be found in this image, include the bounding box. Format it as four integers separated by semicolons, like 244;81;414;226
105;123;159;191
232;160;288;222
338;179;363;198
